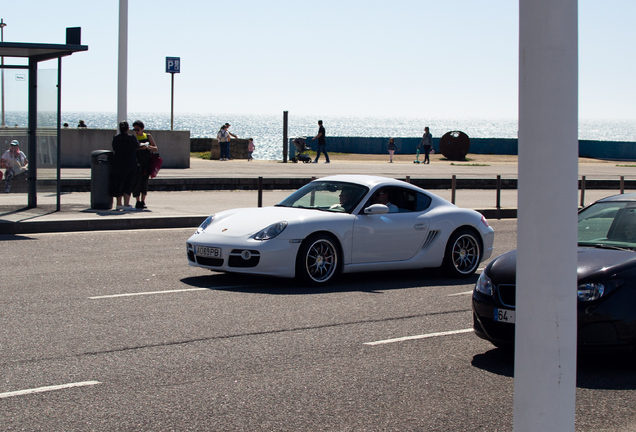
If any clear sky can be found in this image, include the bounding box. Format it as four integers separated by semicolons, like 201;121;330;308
2;1;634;120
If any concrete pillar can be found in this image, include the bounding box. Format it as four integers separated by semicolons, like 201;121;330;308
514;1;578;431
117;0;128;125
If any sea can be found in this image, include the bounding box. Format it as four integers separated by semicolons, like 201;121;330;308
4;112;635;161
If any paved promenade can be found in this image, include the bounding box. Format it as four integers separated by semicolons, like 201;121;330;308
1;155;634;234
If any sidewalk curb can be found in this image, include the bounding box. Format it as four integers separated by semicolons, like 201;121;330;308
0;215;208;235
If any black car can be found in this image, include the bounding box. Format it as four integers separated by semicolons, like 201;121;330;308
473;193;636;351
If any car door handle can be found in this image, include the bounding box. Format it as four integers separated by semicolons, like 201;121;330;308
414;223;427;230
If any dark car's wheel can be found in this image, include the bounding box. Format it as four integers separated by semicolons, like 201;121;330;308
296;234;339;285
443;229;482;277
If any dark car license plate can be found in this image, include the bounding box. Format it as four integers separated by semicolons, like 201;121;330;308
494;308;515;324
196;246;221;258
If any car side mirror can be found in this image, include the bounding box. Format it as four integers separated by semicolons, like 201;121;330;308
364;204;389;215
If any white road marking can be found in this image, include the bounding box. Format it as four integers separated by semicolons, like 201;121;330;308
33;227;195;236
90;288;208;299
0;381;101;399
89;285;256;299
364;328;474;346
447;291;474;297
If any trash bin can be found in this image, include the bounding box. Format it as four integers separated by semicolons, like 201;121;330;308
91;150;113;210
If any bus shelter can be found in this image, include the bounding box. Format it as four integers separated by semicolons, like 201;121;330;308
0;27;87;209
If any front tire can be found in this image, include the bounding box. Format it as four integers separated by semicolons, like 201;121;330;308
443;229;482;277
296;234;339;285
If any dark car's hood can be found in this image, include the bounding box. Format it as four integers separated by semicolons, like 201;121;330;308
487;247;636;285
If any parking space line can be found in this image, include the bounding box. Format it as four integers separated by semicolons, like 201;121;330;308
0;381;101;399
89;288;208;299
364;328;473;346
89;285;258;299
447;291;473;297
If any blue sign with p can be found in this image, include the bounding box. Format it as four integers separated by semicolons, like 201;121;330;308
166;57;180;73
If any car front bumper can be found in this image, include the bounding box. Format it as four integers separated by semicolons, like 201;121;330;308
187;237;302;278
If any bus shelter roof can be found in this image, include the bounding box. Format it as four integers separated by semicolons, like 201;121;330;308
0;41;88;63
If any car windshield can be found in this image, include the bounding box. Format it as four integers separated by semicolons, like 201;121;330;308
578;201;636;249
276;181;368;214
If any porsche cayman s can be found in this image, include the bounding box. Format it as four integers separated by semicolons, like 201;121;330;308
187;175;494;285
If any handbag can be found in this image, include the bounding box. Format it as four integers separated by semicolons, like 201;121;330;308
149;153;163;178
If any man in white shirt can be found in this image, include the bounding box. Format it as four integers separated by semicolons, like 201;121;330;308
373;189;399;213
1;140;28;193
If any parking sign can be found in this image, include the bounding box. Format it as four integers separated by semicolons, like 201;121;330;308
166;57;180;73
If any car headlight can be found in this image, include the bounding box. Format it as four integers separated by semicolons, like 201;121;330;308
253;221;288;240
577;280;623;301
195;215;215;235
475;272;493;296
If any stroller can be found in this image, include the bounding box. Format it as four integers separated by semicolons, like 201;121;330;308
291;137;313;163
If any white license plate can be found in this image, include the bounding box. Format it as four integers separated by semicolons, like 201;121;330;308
196;246;221;258
494;308;515;324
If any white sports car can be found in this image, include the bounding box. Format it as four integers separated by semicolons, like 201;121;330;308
187;175;494;285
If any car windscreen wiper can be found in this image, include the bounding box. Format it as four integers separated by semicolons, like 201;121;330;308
588;243;634;252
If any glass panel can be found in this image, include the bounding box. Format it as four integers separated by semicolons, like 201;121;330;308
35;64;59;207
0;64;28;208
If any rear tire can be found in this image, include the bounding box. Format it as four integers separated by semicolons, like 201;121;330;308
296;234;340;285
443;229;482;277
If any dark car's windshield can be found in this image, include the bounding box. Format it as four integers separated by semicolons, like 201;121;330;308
578;201;636;249
277;181;368;214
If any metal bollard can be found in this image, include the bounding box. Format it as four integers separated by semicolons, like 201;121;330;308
451;175;456;205
258;176;263;207
496;175;501;210
621;176;625;194
580;176;586;207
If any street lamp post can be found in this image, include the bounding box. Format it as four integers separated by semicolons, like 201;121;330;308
1;18;6;128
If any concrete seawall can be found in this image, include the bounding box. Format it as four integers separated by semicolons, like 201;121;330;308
293;136;636;161
59;129;192;168
1;128;191;168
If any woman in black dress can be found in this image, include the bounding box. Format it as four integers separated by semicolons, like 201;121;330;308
109;121;139;210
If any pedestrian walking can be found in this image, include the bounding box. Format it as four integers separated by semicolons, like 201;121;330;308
387;138;399;163
217;125;229;161
247;138;255;161
311;120;329;163
418;127;433;164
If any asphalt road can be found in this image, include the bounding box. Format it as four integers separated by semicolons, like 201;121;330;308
2;220;636;431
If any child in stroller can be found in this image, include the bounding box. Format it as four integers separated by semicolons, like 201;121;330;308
291;137;313;163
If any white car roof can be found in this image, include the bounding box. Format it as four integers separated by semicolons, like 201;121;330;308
315;175;410;189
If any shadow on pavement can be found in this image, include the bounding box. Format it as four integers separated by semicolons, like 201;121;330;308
471;346;636;390
180;269;479;295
